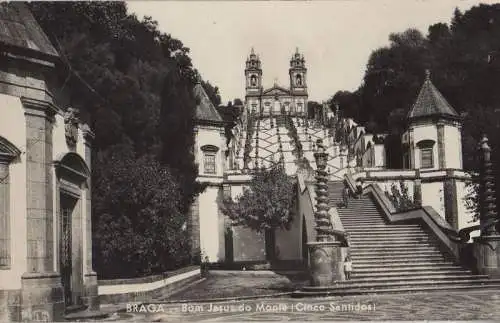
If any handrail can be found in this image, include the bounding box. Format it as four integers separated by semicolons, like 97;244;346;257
344;170;357;194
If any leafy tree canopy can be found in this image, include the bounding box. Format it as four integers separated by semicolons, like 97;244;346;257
220;166;296;232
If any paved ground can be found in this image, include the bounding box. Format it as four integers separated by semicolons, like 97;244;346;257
89;272;500;321
165;271;303;301
99;289;500;321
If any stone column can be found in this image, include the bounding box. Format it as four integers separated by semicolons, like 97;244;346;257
473;135;500;278
21;98;64;321
443;169;459;229
81;125;99;310
437;122;446;169
308;139;342;286
408;128;415;169
413;169;422;207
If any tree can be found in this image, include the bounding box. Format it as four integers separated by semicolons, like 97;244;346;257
219;166;296;259
28;2;218;277
93;145;190;278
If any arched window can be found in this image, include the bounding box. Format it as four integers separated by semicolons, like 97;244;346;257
296;74;302;86
250;75;257;86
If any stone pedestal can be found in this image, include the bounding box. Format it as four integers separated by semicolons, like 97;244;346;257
307;241;342;286
83;272;100;311
20;272;65;322
473;235;500;278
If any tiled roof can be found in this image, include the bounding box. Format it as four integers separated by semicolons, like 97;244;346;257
0;3;59;60
193;83;224;125
408;71;458;120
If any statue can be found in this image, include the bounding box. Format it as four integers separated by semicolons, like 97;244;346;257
64;107;79;149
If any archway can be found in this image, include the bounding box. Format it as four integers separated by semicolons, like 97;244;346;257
53;152;90;308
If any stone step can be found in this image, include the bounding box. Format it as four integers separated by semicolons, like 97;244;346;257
343;273;483;283
349;235;431;241
351;269;473;279
338;212;382;216
352;256;447;264
343;224;412;229
350;250;443;257
338;214;384;218
346;231;426;236
293;282;500;297
350;244;437;250
352;261;455;269
349;237;433;243
319;278;499;290
352;265;465;274
341;220;387;224
345;226;422;231
352;253;444;260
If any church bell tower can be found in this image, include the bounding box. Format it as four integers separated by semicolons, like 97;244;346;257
289;47;307;93
245;47;262;113
245;47;262;95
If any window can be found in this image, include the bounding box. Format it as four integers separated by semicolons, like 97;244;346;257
204;153;216;174
296;74;302;86
421;148;433;169
250;75;257;86
416;139;436;169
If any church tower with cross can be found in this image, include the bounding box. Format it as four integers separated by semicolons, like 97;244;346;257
244;47;308;116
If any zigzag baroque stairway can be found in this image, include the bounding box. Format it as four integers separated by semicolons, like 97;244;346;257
294;181;500;296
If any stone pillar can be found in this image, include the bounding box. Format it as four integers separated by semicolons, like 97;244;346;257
21;98;64;321
81;125;99;310
413;169;422;207
437;122;446;169
408;128;415;169
473;135;500;278
443;169;459;229
308;139;342;286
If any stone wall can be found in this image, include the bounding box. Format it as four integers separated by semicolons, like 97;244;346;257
97;266;201;304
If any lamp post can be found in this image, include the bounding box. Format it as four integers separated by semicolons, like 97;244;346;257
307;139;343;286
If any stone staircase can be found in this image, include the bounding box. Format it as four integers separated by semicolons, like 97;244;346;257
295;181;500;296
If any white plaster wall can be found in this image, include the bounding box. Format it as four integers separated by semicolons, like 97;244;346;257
444;125;462;169
456;180;479;240
196;127;225;176
412;124;438;170
232;226;266;261
421;182;445;219
0;94;27;289
230;184;245;200
198;187;222;262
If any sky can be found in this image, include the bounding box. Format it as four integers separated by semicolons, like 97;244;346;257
127;0;496;104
